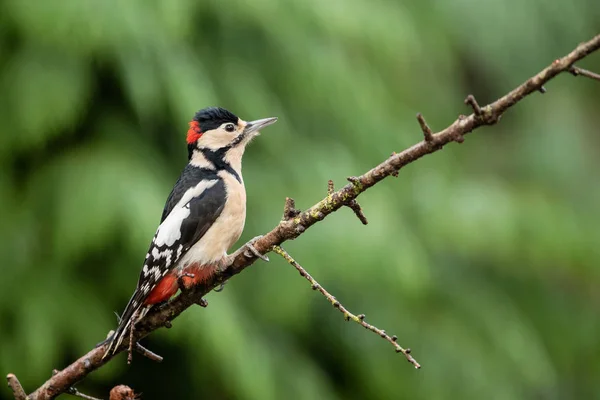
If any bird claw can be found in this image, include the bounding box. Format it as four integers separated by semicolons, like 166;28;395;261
213;282;226;292
243;236;269;262
223;236;270;268
177;272;195;291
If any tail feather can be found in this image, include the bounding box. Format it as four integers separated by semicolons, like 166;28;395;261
103;292;147;358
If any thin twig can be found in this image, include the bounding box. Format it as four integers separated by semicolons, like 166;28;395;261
282;197;301;220
107;322;163;364
416;113;434;142
6;374;27;400
327;180;335;195
53;370;105;400
328;180;368;225
26;33;600;400
135;343;163;363
347;201;368;225
569;65;600;81
67;387;103;400
464;94;482;115
272;245;421;368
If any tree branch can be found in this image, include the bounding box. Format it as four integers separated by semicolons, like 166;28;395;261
416;113;434;142
272;246;420;368
569;65;600;81
6;374;26;400
66;387;102;400
21;33;600;400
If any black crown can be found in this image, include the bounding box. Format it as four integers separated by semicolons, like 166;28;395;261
193;107;238;132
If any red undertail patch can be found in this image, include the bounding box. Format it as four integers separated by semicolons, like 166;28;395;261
143;264;219;305
144;273;178;305
180;264;219;288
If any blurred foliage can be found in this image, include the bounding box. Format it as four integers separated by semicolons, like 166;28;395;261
1;0;599;399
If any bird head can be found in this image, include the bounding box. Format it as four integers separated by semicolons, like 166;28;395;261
186;107;277;161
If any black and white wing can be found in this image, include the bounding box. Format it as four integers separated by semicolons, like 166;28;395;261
105;166;226;355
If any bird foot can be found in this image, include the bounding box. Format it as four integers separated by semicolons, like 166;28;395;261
242;235;270;261
177;272;195;291
213;282;226;292
222;236;270;268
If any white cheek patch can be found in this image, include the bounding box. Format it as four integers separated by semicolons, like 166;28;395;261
197;129;240;150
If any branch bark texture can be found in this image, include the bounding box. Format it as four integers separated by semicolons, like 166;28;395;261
272;245;420;368
23;34;600;400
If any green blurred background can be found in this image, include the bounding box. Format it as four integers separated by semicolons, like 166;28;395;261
1;1;599;399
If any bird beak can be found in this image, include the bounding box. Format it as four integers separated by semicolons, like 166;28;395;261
243;117;278;136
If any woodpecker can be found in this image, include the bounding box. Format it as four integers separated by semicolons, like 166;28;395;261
104;107;277;358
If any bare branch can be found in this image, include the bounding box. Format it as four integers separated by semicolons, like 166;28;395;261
25;33;600;400
135;343;163;363
282;197;301;220
272;246;420;368
464;94;482;115
329;180;368;225
569;65;600;81
416;113;434;142
347;200;368;225
327;180;335;195
6;374;26;400
67;387;103;400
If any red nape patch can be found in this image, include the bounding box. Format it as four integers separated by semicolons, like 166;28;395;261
186;121;203;144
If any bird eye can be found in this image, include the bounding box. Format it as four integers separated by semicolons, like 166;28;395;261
225;123;236;132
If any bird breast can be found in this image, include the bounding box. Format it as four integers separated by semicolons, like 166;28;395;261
179;171;246;267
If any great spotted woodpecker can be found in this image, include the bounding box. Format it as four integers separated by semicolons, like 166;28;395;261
104;107;277;358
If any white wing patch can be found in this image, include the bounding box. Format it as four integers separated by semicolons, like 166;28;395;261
153;179;218;247
154;206;189;247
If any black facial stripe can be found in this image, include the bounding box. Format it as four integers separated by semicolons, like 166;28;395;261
230;132;247;147
199;146;242;183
